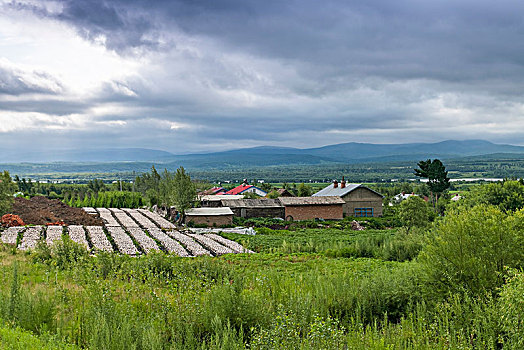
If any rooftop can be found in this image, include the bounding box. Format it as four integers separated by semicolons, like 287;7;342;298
185;207;234;216
221;198;282;208
198;195;244;201
313;183;384;198
278;196;345;206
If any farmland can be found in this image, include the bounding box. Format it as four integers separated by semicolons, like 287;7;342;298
1;207;251;257
1;206;523;349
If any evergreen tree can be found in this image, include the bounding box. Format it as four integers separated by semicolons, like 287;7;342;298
414;159;450;210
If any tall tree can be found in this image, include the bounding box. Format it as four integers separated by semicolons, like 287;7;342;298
297;183;312;197
0;171;16;216
414;159;450;210
171;166;196;216
397;196;433;234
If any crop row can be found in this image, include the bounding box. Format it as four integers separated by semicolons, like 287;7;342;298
68;225;90;249
147;228;190;257
85;226;113;252
137;209;176;229
46;226;63;245
106;226;139;255
1;226;25;245
2;214;253;257
18;226;43;251
127;227;160;253
123;209;158;229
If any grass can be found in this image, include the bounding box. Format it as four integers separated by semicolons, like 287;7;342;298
0;223;507;349
0;323;79;350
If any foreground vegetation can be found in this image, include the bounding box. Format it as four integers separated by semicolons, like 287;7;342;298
1;202;524;349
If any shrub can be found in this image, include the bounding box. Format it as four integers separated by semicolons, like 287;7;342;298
50;236;89;269
420;205;524;297
499;269;524;349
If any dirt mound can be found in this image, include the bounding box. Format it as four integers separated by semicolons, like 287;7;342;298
11;196;103;226
1;214;25;227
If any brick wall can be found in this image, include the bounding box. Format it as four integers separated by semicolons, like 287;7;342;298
186;215;233;227
230;207;285;219
284;204;343;221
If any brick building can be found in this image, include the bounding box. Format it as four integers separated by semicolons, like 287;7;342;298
312;177;384;217
185;207;234;227
278;196;344;221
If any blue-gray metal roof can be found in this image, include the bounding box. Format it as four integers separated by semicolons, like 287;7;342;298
312;183;384;198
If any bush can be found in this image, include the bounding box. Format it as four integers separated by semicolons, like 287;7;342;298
420;205;524;297
499;269;524;349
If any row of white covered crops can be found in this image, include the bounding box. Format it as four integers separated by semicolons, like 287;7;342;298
0;208;253;257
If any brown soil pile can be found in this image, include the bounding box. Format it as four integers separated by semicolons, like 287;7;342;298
11;196;103;226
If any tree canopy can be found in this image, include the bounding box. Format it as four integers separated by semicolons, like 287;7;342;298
461;180;524;212
414;159;450;195
0;171;16;216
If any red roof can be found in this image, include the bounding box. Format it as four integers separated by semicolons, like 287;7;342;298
226;184;254;195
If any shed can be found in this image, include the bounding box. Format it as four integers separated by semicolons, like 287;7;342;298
221;198;284;218
312;178;384;217
198;195;244;207
278;196;344;221
185;207;234;227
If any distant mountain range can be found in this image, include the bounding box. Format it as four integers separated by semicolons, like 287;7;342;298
1;140;524;170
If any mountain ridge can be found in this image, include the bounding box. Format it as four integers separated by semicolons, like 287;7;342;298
1;140;524;165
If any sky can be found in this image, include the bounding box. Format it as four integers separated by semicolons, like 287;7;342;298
1;0;524;155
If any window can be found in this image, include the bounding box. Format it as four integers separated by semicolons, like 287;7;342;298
354;208;373;217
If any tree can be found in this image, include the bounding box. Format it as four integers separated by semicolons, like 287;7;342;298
267;190;280;199
171;166;196;216
297;183;312;197
414;159;450;210
87;179;106;193
461;180;524;212
0;171;16;215
397;196;433;234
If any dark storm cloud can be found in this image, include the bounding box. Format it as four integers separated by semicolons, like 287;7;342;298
27;0;524;78
3;0;524;152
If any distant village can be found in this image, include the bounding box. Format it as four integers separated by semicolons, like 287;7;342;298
186;177;387;226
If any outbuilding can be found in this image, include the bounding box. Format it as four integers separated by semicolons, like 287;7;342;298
185;207;234;227
198;195;244;207
221;198;284;218
278;196;345;221
312;177;384;217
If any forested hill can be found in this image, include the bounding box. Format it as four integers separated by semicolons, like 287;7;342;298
1;140;523;165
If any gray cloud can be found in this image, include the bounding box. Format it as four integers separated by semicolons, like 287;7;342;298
0;65;63;95
2;0;524;155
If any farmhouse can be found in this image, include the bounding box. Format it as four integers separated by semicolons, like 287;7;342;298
278;196;344;221
185;207;234;227
225;184;268;196
221;198;284;218
312;178;384;217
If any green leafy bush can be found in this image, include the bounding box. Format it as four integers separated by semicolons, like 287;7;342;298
420;205;524;297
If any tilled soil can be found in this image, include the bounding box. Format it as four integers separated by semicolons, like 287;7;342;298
11;196;103;226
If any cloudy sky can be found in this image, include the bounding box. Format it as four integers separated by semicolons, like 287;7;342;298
1;0;524;155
